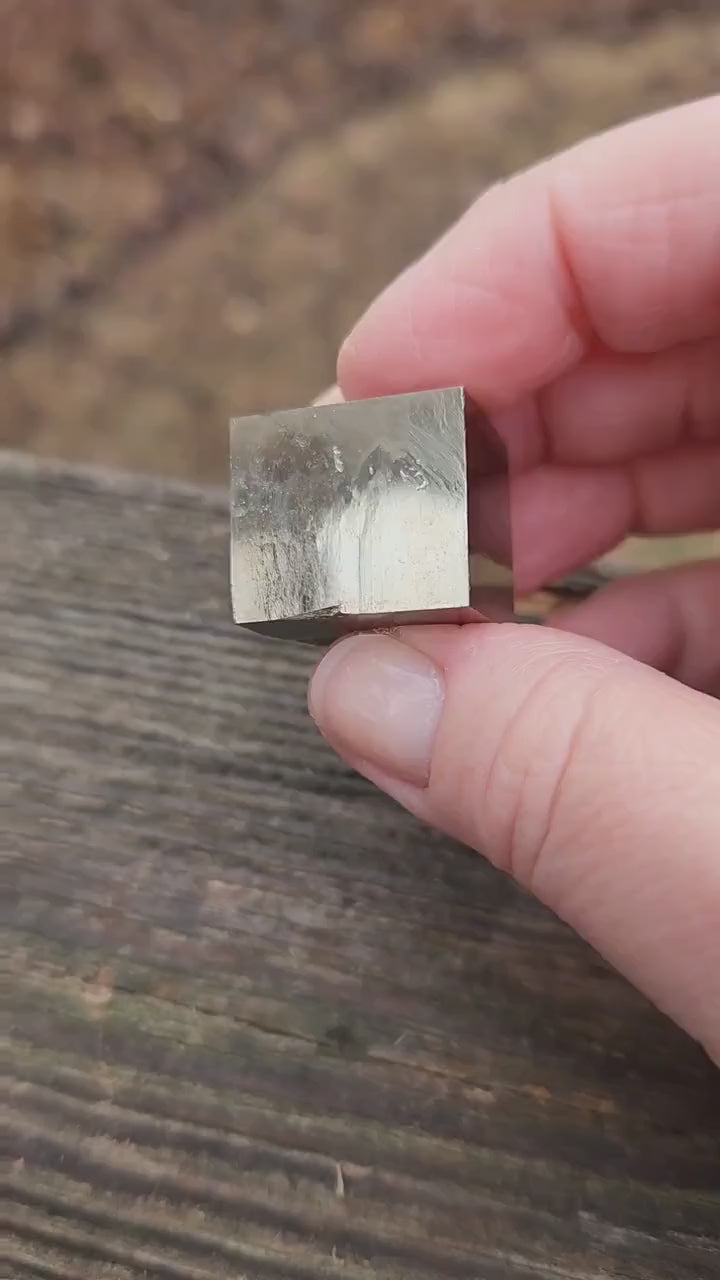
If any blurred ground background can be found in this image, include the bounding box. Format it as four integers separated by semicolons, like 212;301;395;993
1;0;719;576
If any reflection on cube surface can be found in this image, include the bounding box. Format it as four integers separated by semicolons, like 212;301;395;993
230;387;513;644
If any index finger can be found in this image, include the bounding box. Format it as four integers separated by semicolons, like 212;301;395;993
339;97;720;410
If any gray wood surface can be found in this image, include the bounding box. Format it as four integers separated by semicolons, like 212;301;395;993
3;451;720;1280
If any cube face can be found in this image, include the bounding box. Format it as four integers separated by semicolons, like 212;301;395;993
230;387;512;644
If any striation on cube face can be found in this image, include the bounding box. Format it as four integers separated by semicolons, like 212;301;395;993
230;387;513;644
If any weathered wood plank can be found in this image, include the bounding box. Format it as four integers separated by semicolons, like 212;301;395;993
3;452;720;1280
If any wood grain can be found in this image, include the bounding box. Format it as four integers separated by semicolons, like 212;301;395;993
4;452;720;1280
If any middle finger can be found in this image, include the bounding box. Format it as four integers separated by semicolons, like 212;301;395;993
480;443;720;593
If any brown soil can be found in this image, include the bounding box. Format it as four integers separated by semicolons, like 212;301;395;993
1;1;719;485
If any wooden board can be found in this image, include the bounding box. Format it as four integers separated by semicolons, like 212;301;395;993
4;452;720;1280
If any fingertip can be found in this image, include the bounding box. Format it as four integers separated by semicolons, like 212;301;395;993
339;98;720;415
309;631;446;789
337;267;426;402
337;187;586;407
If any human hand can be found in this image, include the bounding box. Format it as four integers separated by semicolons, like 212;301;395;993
309;98;720;1060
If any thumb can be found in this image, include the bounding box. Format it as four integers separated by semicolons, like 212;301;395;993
309;624;720;1059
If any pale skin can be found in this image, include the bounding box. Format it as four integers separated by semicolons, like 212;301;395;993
308;97;720;1062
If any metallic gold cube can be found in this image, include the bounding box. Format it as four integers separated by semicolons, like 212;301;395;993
230;387;513;643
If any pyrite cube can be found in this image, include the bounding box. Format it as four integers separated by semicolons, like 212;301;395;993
230;387;513;644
